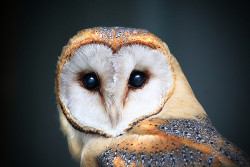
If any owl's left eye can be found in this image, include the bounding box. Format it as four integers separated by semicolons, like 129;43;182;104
129;71;147;88
82;72;100;90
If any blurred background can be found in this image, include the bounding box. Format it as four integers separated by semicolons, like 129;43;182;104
4;0;250;166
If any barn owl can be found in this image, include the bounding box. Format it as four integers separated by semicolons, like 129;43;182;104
56;27;249;166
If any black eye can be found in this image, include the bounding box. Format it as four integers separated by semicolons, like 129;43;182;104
82;72;99;90
129;71;147;88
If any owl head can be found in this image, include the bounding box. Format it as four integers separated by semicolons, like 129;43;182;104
56;27;250;167
56;27;207;161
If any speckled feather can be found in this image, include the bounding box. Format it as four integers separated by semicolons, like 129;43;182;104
98;117;250;167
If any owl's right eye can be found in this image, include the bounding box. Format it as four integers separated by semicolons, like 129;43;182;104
82;72;100;90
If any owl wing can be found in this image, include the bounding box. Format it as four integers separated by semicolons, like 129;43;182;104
97;117;250;167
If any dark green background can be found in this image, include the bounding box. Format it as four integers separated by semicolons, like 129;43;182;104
5;0;250;166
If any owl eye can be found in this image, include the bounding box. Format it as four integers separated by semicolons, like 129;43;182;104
82;72;100;90
129;71;147;88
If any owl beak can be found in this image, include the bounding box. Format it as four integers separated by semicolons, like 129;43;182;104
102;77;126;129
108;103;120;128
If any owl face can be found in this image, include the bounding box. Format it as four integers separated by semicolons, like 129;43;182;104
57;27;174;137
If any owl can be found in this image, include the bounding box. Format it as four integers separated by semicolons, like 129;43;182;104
56;27;250;166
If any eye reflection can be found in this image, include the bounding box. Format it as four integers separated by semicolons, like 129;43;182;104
82;72;100;90
129;71;146;88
